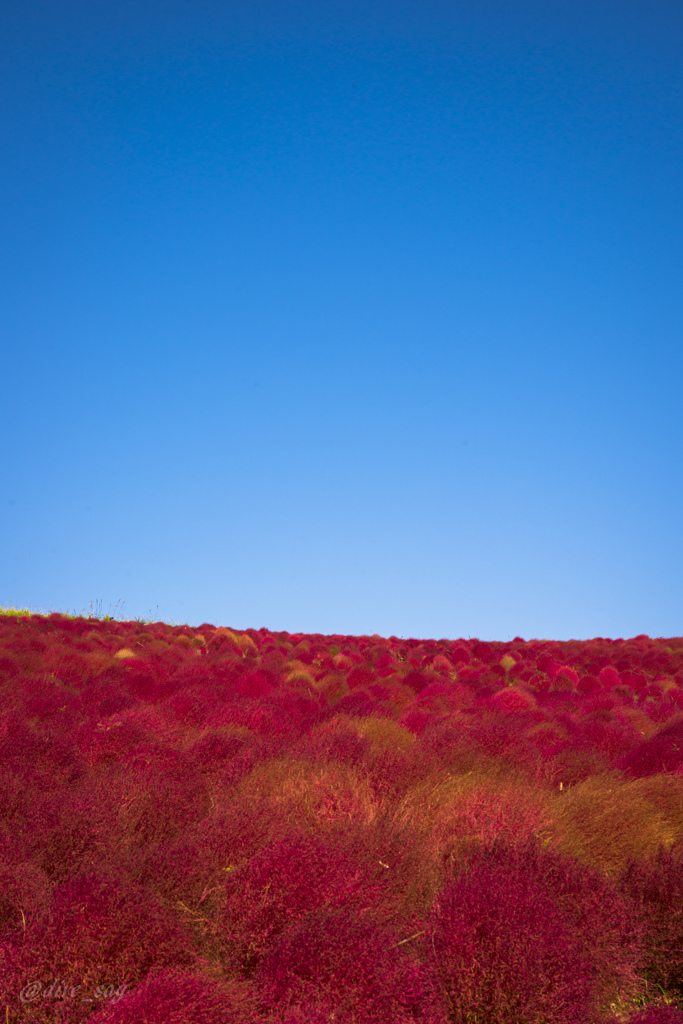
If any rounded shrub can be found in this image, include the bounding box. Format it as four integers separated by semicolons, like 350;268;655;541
86;967;259;1024
1;869;197;1024
255;906;446;1023
619;841;683;1001
427;849;600;1024
219;828;386;977
627;1002;683;1024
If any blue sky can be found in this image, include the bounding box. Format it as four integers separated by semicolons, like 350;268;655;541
2;0;682;640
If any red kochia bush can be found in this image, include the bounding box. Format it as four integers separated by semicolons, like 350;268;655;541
427;854;594;1024
627;1004;683;1024
619;841;683;1000
0;869;197;1024
346;665;376;689
617;718;683;777
455;837;646;1014
86;967;258;1024
219;829;386;977
254;906;445;1023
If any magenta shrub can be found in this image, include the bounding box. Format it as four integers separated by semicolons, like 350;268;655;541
219;829;386;976
186;727;263;781
400;706;430;735
22;782;100;882
627;1003;683;1024
292;720;371;767
255;906;446;1023
617;719;683;777
460;837;646;1013
125;834;217;910
0;858;52;938
86;967;259;1024
111;761;210;852
333;688;390;718
1;869;197;1023
619;842;683;1000
427;855;595;1024
403;669;430;694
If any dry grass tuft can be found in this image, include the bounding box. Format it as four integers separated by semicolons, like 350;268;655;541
548;772;683;878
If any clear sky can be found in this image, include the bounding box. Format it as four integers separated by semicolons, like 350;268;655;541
1;0;682;640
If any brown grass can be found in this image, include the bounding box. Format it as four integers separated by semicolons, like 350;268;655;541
547;771;683;878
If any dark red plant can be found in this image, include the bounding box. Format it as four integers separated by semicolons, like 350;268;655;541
254;906;446;1023
427;854;596;1024
219;828;387;977
617;718;683;777
85;967;259;1024
0;869;198;1024
627;1002;683;1024
619;841;683;1001
430;836;646;1022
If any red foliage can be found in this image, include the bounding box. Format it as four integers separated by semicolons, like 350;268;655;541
428;856;595;1024
400;707;431;736
618;718;683;777
219;829;387;976
346;665;376;689
627;1005;683;1024
403;669;430;694
0;869;197;1024
86;968;259;1024
450;644;471;665
600;665;622;688
254;906;446;1023
619;841;683;1001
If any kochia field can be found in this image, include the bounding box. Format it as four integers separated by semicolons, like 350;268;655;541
1;612;682;1024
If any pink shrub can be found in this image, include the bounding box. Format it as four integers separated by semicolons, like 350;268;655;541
600;665;622;688
399;706;430;736
0;714;85;794
627;1003;683;1024
427;855;595;1024
363;744;421;804
0;858;52;939
98;760;210;856
333;688;389;718
267;686;323;732
186;727;264;784
86;967;259;1024
419;717;489;774
450;644;470;666
403;669;430;694
624;671;649;693
339;811;439;929
233;668;276;700
618;718;683;777
74;714;155;771
619;842;683;1001
193;796;284;884
554;666;580;687
346;665;376;689
491;685;537;714
0;869;197;1024
124;839;226;967
254;906;446;1023
21;783;100;883
96;687;136;717
219;829;386;977
17;672;85;722
210;696;294;738
292;719;371;767
468;837;646;1012
162;684;219;729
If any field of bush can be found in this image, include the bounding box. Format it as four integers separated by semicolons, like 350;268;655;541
1;609;682;1023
